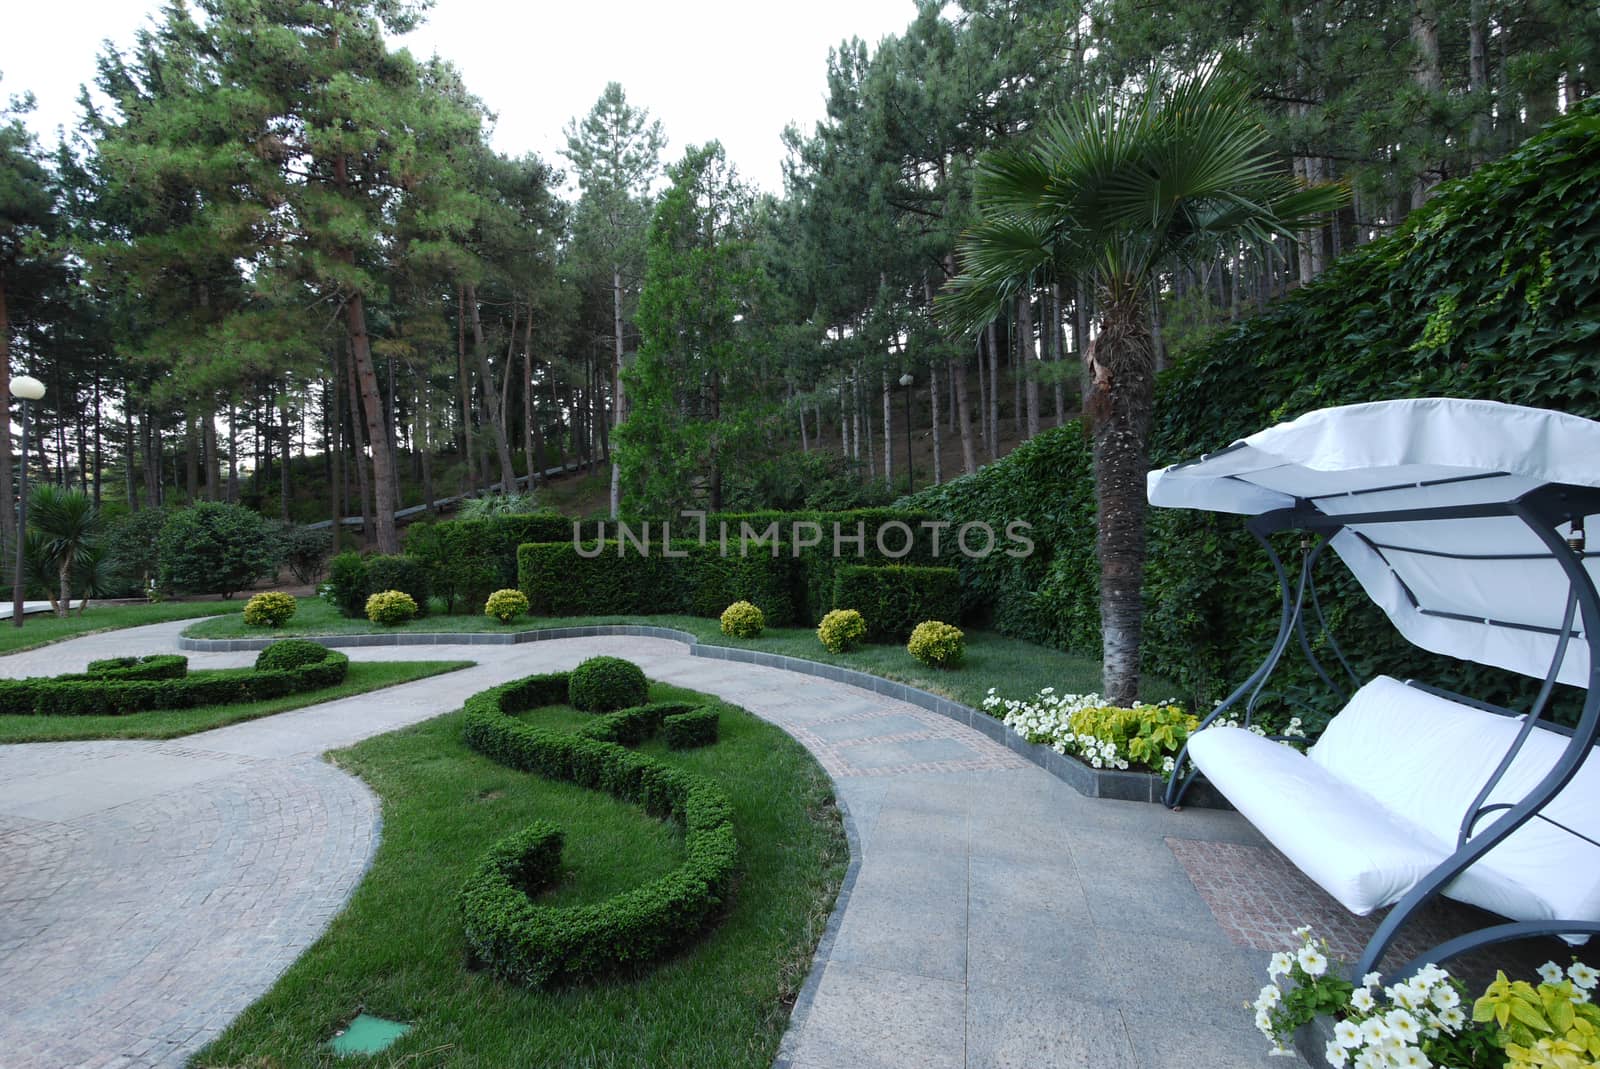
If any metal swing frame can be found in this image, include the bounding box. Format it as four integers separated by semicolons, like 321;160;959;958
1161;476;1600;979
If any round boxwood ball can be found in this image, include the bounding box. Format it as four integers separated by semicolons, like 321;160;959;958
255;638;331;672
567;655;648;713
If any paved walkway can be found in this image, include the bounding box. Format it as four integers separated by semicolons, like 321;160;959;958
0;623;1294;1068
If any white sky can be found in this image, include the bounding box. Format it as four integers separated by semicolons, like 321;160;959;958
2;0;917;193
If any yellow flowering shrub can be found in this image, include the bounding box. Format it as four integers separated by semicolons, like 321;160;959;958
719;600;765;639
817;609;867;654
242;591;297;629
907;620;964;668
366;589;418;627
484;588;529;624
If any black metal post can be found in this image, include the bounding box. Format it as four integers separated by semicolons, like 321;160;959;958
12;397;30;628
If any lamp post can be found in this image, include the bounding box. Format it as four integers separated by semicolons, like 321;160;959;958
11;375;45;629
898;372;914;493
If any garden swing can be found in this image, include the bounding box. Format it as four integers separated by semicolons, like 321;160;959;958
1148;398;1600;981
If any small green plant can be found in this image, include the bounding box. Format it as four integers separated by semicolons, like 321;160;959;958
817;609;867;654
255;639;333;672
907;620;964;668
567;655;648;713
325;551;369;618
242;592;298;629
719;600;765;639
484;588;529;624
366;589;418;627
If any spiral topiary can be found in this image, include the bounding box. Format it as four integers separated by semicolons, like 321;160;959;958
719;600;765;639
242;591;298;629
817;608;868;654
567;655;649;713
907;620;965;668
484;588;530;624
366;589;418;627
255;639;333;672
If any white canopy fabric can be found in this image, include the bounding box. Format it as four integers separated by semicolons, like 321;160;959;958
1147;398;1600;685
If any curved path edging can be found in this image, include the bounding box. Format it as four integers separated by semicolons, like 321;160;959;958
180;625;1226;809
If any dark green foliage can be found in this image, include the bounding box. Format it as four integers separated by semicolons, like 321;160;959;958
105;508;170;590
325;552;369;618
255;639;333;672
0;646;348;717
681;546;796;626
85;655;187;681
406;514;593;613
831;565;962;642
458;674;737;988
270;523;332;585
363;555;431;618
518;542;681;617
663;708;720;750
567;656;649;713
577;701;699;747
157;503;276;599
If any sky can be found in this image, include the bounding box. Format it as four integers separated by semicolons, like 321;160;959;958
1;0;916;193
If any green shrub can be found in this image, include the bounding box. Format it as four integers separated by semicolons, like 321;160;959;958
719;600;764;639
567;656;649;713
681;545;798;626
485;588;529;624
366;589;418;627
325;551;369;618
270;523;332;585
0;646;348;717
577;701;698;746
817;609;867;654
518;542;681;616
157;503;276;598
458;490;540;520
907;620;965;668
363;555;431;618
242;591;298;629
664;708;720;750
255;639;332;672
85;654;187;681
832;565;961;642
458;675;737;988
409;514;590;613
105;507;169;593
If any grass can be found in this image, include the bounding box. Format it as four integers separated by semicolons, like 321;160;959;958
0;600;231;655
196;680;847;1069
185;597;1180;708
0;660;472;743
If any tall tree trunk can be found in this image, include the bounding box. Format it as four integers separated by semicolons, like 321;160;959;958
420;375;435;514
464;282;517;494
202;408;218;501
124;410;138;512
1468;0;1492;163
1087;288;1156;707
1020;292;1040;440
184;415;199;501
930;361;943;485
976;329;990;457
1410;0;1444;208
522;310;537;482
280;401;291;523
985;319;1001;458
345;294;395;552
609;265;625;519
1050;283;1066;426
330;355;343;551
456;284;476;494
882;370;893;484
951;355;977;476
0;280;12;543
92;373;103;506
708;369;722;511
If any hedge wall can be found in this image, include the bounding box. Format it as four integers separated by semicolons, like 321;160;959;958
909;100;1600;721
832;565;962;642
0;644;349;716
458;670;736;988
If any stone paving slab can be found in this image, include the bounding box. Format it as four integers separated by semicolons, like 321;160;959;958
0;621;1300;1068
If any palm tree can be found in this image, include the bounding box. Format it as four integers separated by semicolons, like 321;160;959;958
28;485;105;618
941;63;1348;706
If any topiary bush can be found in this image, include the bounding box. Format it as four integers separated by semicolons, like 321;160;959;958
366;589;418;627
325;551;369;618
157;502;277;598
817;609;868;654
485;588;530;624
719;600;764;639
85;655;187;681
567;655;649;713
242;591;298;629
363;555;431;618
907;620;965;668
832;565;961;642
255;639;333;672
663;707;720;750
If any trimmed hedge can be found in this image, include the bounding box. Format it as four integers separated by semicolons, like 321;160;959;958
85;655;188;681
663;708;720;750
324;552;433;619
458;672;737;988
0;642;348;717
578;701;699;746
407;514;600;613
568;656;649;713
255;639;331;672
832;565;962;642
518;542;680;617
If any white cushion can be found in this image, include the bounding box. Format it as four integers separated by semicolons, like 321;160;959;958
1188;725;1447;914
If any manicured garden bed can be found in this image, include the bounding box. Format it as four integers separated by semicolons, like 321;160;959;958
0;660;471;743
0;600;236;656
193;679;846;1069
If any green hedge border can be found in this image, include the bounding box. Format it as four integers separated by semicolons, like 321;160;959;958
459;670;738;988
0;645;350;717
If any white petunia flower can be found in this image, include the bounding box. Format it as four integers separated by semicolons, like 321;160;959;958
1384;1009;1421;1044
1298;945;1328;977
1324;1039;1349;1068
1539;961;1565;984
1430;985;1459;1010
1362;971;1384;989
1350;988;1376;1013
1438;1006;1466;1030
1268;953;1294;979
1570;962;1598;990
1395;1048;1432;1068
1293;925;1314;941
1359;1018;1390;1046
1333;1021;1363;1049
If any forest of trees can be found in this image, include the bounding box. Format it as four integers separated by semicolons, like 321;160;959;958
1;0;1594;552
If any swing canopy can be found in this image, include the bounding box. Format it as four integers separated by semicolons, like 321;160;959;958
1147;397;1600;687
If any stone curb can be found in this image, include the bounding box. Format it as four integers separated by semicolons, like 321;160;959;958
179;625;1228;810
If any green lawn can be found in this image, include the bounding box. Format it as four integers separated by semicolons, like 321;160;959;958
0;600;230;655
0;660;472;743
196;680;847;1069
186;597;1177;708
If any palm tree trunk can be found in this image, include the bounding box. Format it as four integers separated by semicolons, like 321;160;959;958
57;558;70;619
1088;289;1157;706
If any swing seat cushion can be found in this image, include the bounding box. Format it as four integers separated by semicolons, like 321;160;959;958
1188;675;1600;926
